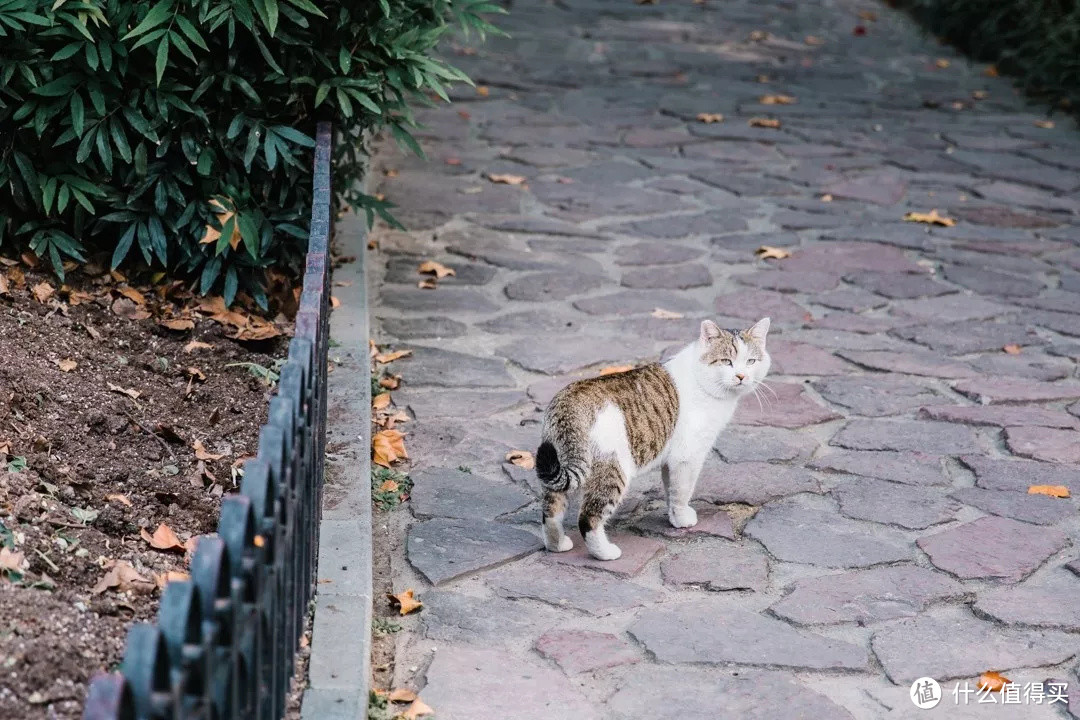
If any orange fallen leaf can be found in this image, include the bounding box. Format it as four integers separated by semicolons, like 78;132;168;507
651;308;684;319
486;173;527;186
185;366;207;381
804;35;824;46
904;209;956;227
402;698;434;719
820;194;834;202
1028;485;1070;498
140;524;187;553
160;318;194;331
389;688;418;704
184;340;213;353
0;274;9;296
330;296;341;309
92;560;154;595
599;365;635;376
106;493;133;507
696;112;725;123
231;323;281;342
379;374;401;390
748;117;781;129
445;156;462;166
381;410;410;430
0;547;26;573
193;439;225;461
935;58;951;69
375;349;413;364
378;479;399;493
107;382;141;400
506;450;535;469
373;429;407;467
154;570;190;590
373;393;392;410
55;358;77;372
417;278;438;290
117;286;147;305
973;90;988;100
1003;344;1022;355
984;65;999;77
756;245;791;260
32;282;55;303
759;94;796;105
387;589;423;615
476;85;490;97
1034;119;1055;129
418;261;456;279
978;671;1010;692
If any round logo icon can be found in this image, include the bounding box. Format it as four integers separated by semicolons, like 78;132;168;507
910;677;942;710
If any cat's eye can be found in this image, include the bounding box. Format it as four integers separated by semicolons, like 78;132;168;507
717;358;732;366
746;358;757;365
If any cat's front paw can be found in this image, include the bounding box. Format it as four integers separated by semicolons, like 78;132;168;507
669;505;698;529
546;535;573;553
589;543;622;561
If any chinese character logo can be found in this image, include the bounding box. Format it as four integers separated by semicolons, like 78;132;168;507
911;677;942;709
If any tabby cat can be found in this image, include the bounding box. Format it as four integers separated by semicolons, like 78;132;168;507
535;318;771;560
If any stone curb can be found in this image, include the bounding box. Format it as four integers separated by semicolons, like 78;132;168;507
301;209;373;720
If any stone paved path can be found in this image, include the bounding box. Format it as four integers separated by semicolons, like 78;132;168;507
365;0;1080;716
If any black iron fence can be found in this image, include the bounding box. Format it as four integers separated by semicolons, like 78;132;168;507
82;122;333;720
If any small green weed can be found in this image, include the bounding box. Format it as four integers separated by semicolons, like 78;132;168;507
371;467;413;510
372;617;402;634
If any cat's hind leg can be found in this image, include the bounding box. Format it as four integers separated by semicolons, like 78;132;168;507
541;489;573;552
579;459;627;561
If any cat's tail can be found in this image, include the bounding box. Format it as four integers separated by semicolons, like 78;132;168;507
536;434;589;493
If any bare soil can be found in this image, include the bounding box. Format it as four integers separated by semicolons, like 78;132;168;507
0;258;287;719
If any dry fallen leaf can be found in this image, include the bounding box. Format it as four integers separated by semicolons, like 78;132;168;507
92;560;154;595
379;374;401;390
1003;344;1022;355
651;308;684;319
32;282;55;304
373;429;408;467
160;318;195;331
696;112;725;123
934;58;951;69
756;245;792;260
375;349;413;364
0;547;26;573
417;278;438;290
486;173;527;186
185;366;207;382
506;450;535;469
748;117;781;129
599;365;635;376
977;671;1010;692
904;209;956;227
1028;485;1070;499
373;393;392;410
0;274;9;297
973;90;988;100
231;323;282;342
402;698;435;720
418;261;456;279
154;570;190;590
804;35;824;46
107;382;141;400
55;358;78;373
193;439;225;462
759;94;796;105
389;688;418;704
387;589;423;615
184;340;213;353
1034;119;1056;129
476;85;490;97
378;479;399;493
820;193;834;202
141;524;187;553
106;493;133;507
117;286;147;305
984;65;999;77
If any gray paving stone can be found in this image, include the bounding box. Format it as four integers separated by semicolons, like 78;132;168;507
768;340;855;376
535;630;641;675
836;350;976;379
974;583;1080;629
809;450;948;486
629;600;869;670
697;459;821;504
621;263;713;289
917;516;1068;582
737;269;840;293
546;531;664;577
845;271;955;299
894;321;1047;354
1031;309;1080;337
960;454;1080;493
607;666;855;720
813;375;948;417
920;405;1080;429
715;426;820;463
950;487;1074;526
380;287;500;314
966;352;1073;382
614;241;704;266
396;389;528;419
771;565;964;625
377;315;468;339
953;378;1080;405
733;381;842;428
504;271;607;301
399;346;515;387
409;468;533;521
608;209;747;238
785;328;916;352
816;287;889;312
490;560;660;616
831;419;978;454
660;541;769;591
421;646;600;720
477;309;587;334
809;313;911;335
420;590;557;644
889;293;1013;322
631;508;735;539
407;518;542;585
714;289;810;325
781;242;924;274
496;337;646;374
574;290;704;316
1018;290;1080;315
871;612;1080;684
823;172;908;205
835;477;960;529
774;210;849;230
745;497;911;568
384;256;497;286
1006;426;1080;464
943;265;1045;297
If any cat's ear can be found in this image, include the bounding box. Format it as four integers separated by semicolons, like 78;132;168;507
699;319;721;343
746;317;770;345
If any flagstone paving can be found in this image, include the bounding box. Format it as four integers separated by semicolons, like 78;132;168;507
363;0;1080;715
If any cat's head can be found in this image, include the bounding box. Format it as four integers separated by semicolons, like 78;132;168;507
695;317;771;397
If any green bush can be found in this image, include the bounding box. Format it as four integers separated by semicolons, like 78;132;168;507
0;0;501;306
897;0;1080;113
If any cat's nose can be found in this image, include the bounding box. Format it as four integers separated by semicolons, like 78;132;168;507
735;373;746;382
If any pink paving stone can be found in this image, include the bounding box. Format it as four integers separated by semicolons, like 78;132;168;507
920;405;1080;429
1005;426;1080;464
838;350;977;379
535;630;642;675
733;381;842;428
631;508;735;539
779;241;925;274
823;172;908;205
768;340;854;375
546;532;665;578
714;289;810;325
805;313;908;335
953;378;1080;404
917;516;1069;582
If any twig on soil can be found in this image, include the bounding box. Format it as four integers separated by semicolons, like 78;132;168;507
35;549;60;573
44;518;89;530
121;408;176;460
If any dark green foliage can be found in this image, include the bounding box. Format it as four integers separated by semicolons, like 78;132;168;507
0;0;503;304
897;0;1080;112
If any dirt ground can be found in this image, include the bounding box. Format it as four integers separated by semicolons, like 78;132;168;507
0;256;289;719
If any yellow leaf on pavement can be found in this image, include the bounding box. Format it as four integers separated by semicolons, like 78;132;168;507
904;209;956;227
375;349;412;364
599;365;635;376
1028;485;1070;498
388;589;423;615
418;261;456;278
373;429;407;467
695;113;724;123
756;245;791;260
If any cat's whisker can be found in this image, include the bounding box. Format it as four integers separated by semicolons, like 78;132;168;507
752;385;774;412
755;380;779;401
